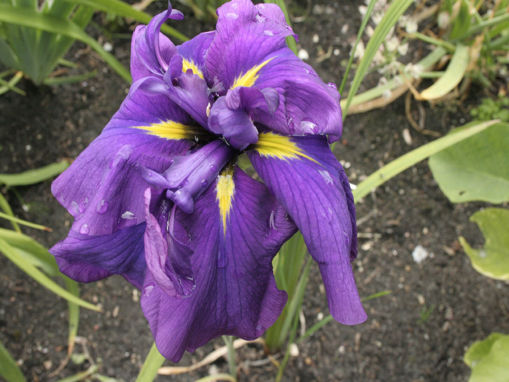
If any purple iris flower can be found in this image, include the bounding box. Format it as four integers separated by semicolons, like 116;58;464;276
50;0;366;361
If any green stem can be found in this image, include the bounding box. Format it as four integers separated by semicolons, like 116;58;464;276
222;336;237;380
136;343;165;382
408;32;455;52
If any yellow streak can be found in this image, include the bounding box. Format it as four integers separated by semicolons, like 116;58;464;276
182;59;204;79
231;58;274;89
255;132;320;164
216;167;235;235
134;120;202;140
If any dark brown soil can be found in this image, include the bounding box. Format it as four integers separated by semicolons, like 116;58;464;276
1;1;508;381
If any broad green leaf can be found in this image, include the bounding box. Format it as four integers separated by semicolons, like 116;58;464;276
353;120;501;201
429;122;509;203
0;4;131;82
344;0;414;117
464;333;509;382
459;208;509;281
0;160;69;187
420;44;469;100
63;0;188;42
0;340;26;382
0;238;101;311
449;0;471;40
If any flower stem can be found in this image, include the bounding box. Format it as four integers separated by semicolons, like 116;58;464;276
136;343;165;382
222;336;237;380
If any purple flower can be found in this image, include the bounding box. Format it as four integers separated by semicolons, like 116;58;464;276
50;0;366;361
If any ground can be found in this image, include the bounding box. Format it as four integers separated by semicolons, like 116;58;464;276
1;1;508;381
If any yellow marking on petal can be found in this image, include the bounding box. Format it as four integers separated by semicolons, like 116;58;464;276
134;120;203;140
255;132;320;164
182;59;204;79
216;166;235;235
231;58;274;89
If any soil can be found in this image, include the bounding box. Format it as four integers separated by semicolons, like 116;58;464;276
1;1;508;381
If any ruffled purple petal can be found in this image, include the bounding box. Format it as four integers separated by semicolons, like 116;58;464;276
141;168;296;361
50;223;146;288
130;5;183;81
248;135;366;325
177;31;215;79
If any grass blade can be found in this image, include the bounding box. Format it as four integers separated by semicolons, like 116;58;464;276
352;120;503;201
0;4;131;82
0;212;52;231
0;193;21;232
0;160;69;186
420;44;469;100
43;70;97;85
339;0;378;95
0;340;26;382
0;238;101;311
64;278;80;355
343;0;414;119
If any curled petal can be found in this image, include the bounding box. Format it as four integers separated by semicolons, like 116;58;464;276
51;223;146;288
249;134;366;325
141;168;296;361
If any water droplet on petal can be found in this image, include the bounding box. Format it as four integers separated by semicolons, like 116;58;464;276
256;14;266;23
264;29;274;36
111;145;133;168
80;223;90;234
79;197;89;213
328;82;337;89
319;170;334;185
300;120;317;134
121;211;135;220
144;284;154;297
201;179;208;188
269;210;276;230
96;200;108;214
226;12;238;19
71;201;80;215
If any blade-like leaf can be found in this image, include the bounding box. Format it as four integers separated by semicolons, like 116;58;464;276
0;212;52;231
353;120;502;201
344;0;414;117
0;340;26;382
0;238;101;311
460;208;509;281
0;193;21;232
0;4;131;82
64;277;80;355
0;160;69;187
0;228;59;276
429;122;509;203
135;343;166;382
420;44;469;100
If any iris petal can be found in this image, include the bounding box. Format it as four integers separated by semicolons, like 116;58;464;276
249;135;366;325
141;168;296;361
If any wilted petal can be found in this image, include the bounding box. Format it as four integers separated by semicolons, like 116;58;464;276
141;168;296;361
51;223;146;288
248;133;366;325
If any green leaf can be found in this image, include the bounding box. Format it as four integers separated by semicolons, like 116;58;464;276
0;160;69;187
459;208;509;281
0;228;59;276
429;122;509;203
449;0;471;40
0;238;101;311
343;0;414;117
0;212;52;231
0;4;131;82
420;44;469;100
0;340;26;382
64;278;80;355
0;193;21;232
63;0;188;42
464;333;509;382
353;120;501;201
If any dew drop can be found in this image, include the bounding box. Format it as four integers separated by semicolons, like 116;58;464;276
96;200;108;214
300;120;317;133
264;29;274;36
79;197;89;213
256;14;266;23
80;223;90;234
327;82;337;89
319;170;334;185
111;144;133;168
121;211;135;220
143;284;154;297
269;210;276;230
71;201;80;215
201;179;209;188
226;12;238;19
